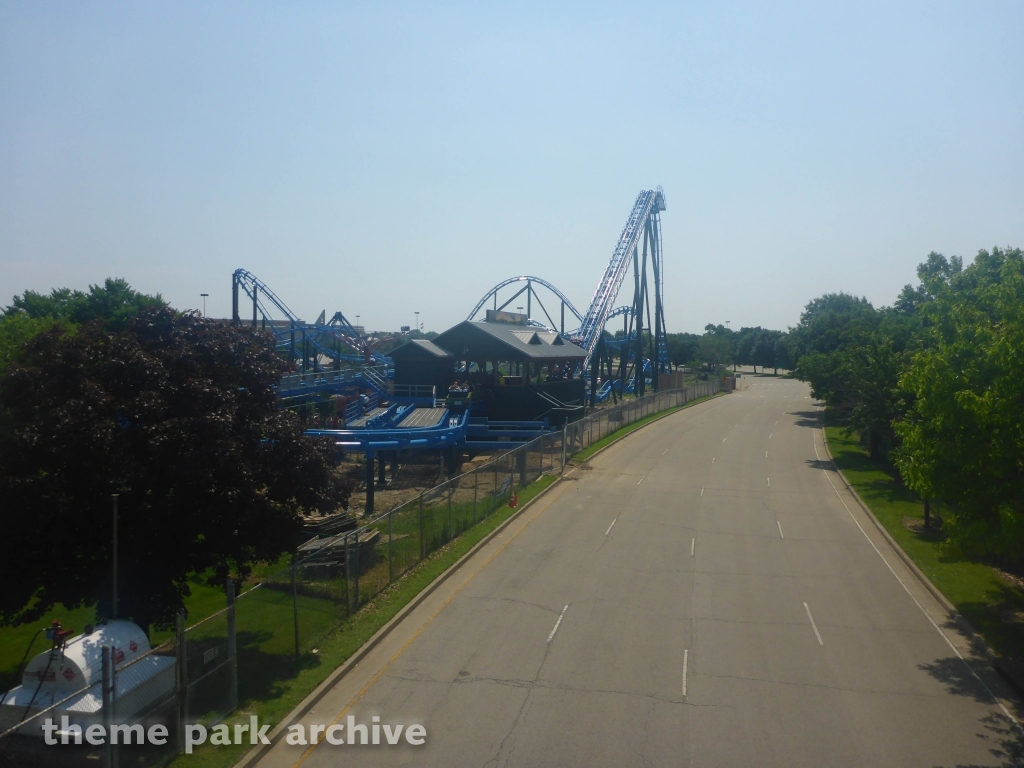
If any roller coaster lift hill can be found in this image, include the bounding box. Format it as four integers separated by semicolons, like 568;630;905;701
231;187;673;515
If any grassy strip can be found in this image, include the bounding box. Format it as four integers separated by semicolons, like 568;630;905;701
168;472;558;768
573;394;719;462
825;426;1024;659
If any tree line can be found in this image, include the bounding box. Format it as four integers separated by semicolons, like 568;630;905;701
788;247;1024;566
664;324;793;374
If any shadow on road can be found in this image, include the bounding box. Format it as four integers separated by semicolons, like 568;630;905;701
944;712;1024;767
789;410;821;428
918;655;993;704
919;644;1024;767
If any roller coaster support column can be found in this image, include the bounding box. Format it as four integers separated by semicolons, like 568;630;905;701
633;239;646;398
365;451;375;516
589;335;601;410
252;283;258;327
651;214;665;386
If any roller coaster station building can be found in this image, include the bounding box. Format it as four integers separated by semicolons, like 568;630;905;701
390;309;587;426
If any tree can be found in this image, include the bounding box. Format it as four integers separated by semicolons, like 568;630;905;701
895;247;1024;563
772;333;794;374
0;307;355;631
751;330;781;373
0;314;70;376
666;332;700;366
698;327;733;372
734;327;761;372
790;290;921;461
5;278;166;330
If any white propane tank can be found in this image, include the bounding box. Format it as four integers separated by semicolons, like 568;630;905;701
19;620;150;697
0;619;173;737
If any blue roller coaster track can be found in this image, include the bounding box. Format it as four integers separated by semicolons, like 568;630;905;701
231;269;395;371
467;188;671;398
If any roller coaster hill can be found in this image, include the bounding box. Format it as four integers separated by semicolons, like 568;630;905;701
232;187;676;513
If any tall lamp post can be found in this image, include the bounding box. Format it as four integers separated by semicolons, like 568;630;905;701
414;311;420;333
200;293;209;318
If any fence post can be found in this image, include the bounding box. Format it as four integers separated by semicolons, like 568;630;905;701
418;496;425;561
353;531;360;611
343;532;351;616
292;558;300;661
226;577;237;713
101;645;114;768
176;613;187;755
388;508;394;584
448;481;453;540
473;470;479;523
561;425;566;472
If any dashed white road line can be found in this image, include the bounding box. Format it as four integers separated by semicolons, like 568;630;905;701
811;416;1021;728
769;433;772;439
637;474;646;485
690;538;695;557
765;450;768;458
682;649;689;697
777;520;784;539
700;487;704;497
804;602;824;646
605;517;617;536
767;477;771;488
712;457;715;465
547;605;569;644
722;437;727;443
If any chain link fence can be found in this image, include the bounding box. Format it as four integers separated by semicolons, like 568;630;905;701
0;381;718;767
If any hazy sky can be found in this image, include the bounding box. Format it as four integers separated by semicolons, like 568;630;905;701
2;2;1022;334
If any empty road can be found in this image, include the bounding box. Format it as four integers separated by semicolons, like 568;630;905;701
260;376;1023;768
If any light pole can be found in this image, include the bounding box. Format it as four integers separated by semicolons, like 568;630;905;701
356;315;361;333
200;293;208;318
415;311;420;333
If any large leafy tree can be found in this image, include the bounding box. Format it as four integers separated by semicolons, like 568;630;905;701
4;278;165;330
1;278;164;376
790;292;919;460
0;307;354;631
895;248;1024;562
666;332;700;366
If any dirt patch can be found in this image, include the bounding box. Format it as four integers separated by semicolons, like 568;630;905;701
343;450;510;518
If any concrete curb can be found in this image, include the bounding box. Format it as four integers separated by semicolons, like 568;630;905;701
232;474;565;768
819;424;1023;699
819;427;958;616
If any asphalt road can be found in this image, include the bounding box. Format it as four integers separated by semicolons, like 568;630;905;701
262;376;1023;768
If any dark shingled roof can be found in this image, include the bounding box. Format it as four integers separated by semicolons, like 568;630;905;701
389;338;454;359
433;321;586;361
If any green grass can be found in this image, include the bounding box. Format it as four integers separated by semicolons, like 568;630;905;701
574;393;720;462
825;425;1024;659
165;472;559;768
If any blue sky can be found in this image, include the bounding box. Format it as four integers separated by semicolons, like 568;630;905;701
2;2;1021;333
